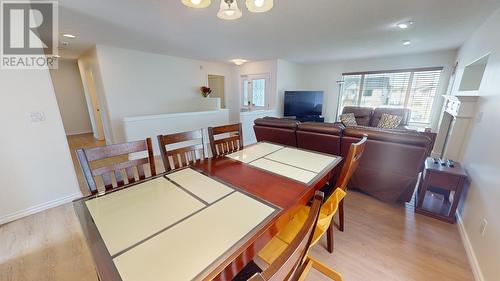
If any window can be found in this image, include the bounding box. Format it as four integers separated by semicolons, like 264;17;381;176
241;74;270;109
340;67;443;124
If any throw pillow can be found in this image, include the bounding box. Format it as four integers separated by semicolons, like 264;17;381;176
340;113;357;127
377;113;403;129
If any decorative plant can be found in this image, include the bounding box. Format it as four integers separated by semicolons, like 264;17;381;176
200;86;212;97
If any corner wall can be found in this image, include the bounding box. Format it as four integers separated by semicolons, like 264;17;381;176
0;66;81;224
50;59;92;135
452;7;500;281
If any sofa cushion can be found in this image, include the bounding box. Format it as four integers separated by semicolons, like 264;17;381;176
339;113;357;127
254;117;299;129
343;126;432;147
341;106;373;126
297;122;343;135
377;113;403;129
370;107;411;127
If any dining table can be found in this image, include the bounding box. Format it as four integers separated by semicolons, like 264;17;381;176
74;142;342;281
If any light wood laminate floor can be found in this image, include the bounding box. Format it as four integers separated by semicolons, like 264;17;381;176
0;134;474;281
0;189;473;281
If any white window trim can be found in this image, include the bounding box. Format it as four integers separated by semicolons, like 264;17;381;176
241;73;271;110
340;67;443;125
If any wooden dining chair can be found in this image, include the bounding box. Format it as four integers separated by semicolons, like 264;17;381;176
334;135;367;234
248;191;342;281
208;123;243;157
76;138;156;195
157;129;205;172
256;136;367;258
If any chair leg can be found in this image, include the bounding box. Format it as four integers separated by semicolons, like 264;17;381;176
307;255;344;281
326;223;334;253
338;199;344;232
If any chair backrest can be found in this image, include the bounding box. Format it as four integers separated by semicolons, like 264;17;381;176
249;191;324;281
335;136;368;191
76;138;156;195
208;123;243;157
157;130;205;172
310;188;347;247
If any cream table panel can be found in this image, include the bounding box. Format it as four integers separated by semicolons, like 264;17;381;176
226;142;283;163
86;178;205;256
249;158;318;184
265;147;338;173
113;192;276;281
166;168;233;204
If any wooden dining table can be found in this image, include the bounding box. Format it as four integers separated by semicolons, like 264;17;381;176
74;142;342;281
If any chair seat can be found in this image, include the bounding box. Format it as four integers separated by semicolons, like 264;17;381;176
257;189;346;265
257;206;331;265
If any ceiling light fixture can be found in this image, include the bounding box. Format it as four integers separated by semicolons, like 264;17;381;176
217;0;242;20
182;0;272;20
182;0;211;8
246;0;273;13
231;59;248;65
62;33;76;39
402;40;411;46
397;20;414;29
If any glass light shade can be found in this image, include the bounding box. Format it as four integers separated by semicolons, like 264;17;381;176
181;0;211;8
246;0;273;13
217;0;242;20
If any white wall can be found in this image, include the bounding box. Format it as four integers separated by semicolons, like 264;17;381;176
78;45;236;144
50;59;92;135
0;67;82;224
300;50;457;128
452;8;500;281
276;59;306;117
123;109;230;157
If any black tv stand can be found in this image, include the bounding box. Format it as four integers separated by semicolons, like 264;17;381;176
286;116;325;123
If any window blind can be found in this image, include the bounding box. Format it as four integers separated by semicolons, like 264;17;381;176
341;67;443;124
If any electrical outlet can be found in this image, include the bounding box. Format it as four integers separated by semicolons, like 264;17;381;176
30;111;46;122
477;111;484;123
479;218;488;237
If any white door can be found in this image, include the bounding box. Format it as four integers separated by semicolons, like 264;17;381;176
85;70;105;141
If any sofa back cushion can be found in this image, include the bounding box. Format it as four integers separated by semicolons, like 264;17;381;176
296;122;342;155
253;118;299;146
343;127;431;147
370;107;411;127
341;106;373;126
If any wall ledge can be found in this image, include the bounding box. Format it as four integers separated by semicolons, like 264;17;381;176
123;109;230;123
0;192;82;225
457;213;485;281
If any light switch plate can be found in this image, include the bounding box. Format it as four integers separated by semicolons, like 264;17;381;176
477;111;484;123
480;218;488;237
30;111;46;122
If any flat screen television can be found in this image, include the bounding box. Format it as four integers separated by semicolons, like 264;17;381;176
284;91;324;118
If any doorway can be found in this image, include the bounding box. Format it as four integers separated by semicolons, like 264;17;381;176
208;74;225;108
49;60;108;195
85;70;105;141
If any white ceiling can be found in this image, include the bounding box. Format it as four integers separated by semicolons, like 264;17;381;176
57;0;500;63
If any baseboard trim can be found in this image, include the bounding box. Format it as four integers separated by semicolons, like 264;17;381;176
0;192;82;225
66;130;93;136
456;213;485;281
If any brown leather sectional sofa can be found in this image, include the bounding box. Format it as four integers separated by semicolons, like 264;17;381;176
253;114;436;203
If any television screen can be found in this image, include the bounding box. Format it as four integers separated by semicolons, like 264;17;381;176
284;91;324;117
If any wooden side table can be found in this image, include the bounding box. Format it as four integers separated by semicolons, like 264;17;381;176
415;157;468;223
